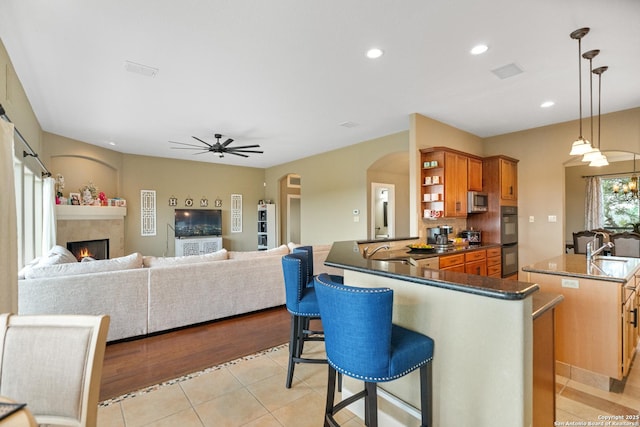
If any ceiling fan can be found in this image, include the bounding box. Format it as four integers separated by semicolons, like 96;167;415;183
170;133;263;158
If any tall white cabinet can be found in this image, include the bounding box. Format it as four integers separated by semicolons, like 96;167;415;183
257;203;276;250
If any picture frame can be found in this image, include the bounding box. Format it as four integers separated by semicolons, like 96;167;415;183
69;192;81;205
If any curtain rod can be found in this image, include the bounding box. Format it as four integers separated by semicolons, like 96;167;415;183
0;103;51;178
582;171;637;179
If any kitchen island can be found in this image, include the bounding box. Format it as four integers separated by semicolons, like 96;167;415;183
325;240;561;427
522;254;640;389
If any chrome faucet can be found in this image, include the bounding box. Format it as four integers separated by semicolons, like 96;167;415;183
363;244;390;258
586;232;614;264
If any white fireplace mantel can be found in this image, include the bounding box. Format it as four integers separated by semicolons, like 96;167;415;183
55;205;127;220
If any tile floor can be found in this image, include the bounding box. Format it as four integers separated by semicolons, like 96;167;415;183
98;342;640;427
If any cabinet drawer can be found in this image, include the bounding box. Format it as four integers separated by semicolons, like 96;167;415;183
465;250;486;262
465;260;487;276
486;247;501;258
439;254;465;269
442;264;465;273
487;256;501;267
487;264;502;276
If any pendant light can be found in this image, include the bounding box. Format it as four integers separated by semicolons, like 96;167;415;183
613;154;639;200
569;28;593;156
581;49;602;162
589;66;609;167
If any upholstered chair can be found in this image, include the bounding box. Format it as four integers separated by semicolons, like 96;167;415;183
314;273;434;427
610;232;640;257
0;313;110;427
292;245;343;286
573;230;601;254
281;252;328;388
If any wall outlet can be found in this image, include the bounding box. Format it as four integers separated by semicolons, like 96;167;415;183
353;215;360;223
561;278;579;289
529;216;534;223
548;215;557;223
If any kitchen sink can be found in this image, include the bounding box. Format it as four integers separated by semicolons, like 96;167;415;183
592;255;628;263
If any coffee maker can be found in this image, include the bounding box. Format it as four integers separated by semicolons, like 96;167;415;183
426;225;454;246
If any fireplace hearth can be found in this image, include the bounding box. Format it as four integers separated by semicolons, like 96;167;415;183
67;239;109;261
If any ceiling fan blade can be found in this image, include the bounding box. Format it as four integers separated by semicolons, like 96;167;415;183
228;149;264;154
192;150;211;155
227;151;249;158
170;147;209;150
226;144;261;150
169;141;208;148
192;136;213;147
222;138;234;147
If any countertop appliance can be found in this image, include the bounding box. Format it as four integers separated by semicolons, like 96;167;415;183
467;191;488;213
426;225;454;247
460;229;481;245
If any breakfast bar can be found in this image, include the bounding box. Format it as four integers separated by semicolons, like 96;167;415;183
325;240;560;427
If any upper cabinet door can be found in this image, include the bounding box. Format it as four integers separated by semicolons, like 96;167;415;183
500;158;518;202
467;157;483;191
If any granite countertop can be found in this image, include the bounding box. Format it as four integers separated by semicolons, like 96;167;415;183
522;254;640;283
325;240;539;301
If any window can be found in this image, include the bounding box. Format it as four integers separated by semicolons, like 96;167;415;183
13;153;44;268
602;177;639;231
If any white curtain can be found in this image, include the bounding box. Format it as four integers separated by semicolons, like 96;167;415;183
0;119;18;313
42;176;56;253
585;176;602;230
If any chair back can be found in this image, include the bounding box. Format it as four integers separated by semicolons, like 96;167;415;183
282;252;320;316
314;273;393;380
572;230;601;254
0;313;110;427
292;246;314;283
610;232;640;257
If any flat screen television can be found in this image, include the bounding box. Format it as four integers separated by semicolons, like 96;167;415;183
174;209;222;238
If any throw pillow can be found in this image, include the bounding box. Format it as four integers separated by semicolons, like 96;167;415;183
143;248;228;268
24;252;143;279
228;244;289;260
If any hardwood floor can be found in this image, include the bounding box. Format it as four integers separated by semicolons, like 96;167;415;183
100;306;291;401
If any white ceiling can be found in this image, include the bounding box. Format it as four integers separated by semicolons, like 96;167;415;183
1;0;639;168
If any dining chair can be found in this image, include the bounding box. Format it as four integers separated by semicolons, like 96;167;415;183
314;273;434;427
572;230;601;254
0;313;110;427
610;232;640;257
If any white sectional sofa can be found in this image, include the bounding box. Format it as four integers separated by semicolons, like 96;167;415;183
18;243;341;342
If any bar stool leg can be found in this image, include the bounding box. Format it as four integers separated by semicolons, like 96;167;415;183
364;382;378;427
286;315;299;388
325;366;337;427
419;362;433;427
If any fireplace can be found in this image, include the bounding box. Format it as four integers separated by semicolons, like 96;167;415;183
67;239;110;261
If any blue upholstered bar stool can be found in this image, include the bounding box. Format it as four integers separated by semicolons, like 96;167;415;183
292;245;343;286
281;252;328;388
314;273;435;427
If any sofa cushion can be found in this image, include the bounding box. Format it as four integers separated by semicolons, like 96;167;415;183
227;244;289;260
143;249;228;268
24;252;143;279
18;245;79;279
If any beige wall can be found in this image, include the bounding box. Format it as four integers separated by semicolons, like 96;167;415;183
409;113;484;239
484;107;640;269
0;39;43;176
264;131;409;245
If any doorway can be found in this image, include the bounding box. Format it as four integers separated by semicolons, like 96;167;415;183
370;182;395;239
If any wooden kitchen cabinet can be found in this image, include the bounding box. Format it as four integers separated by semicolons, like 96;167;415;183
420;147;483;219
467;157;483;191
486;247;502;278
482;155;519;207
440;249;489;276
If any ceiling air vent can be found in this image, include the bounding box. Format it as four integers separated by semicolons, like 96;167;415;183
491;63;523;80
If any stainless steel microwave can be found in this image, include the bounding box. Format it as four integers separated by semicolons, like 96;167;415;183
467;191;488;213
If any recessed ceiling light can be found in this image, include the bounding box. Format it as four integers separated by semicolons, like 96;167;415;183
470;44;489;55
540;101;555;108
366;48;384;59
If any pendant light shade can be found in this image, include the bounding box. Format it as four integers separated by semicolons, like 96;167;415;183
569;28;593;156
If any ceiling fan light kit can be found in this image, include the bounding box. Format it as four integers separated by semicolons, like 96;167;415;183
170;133;263;159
